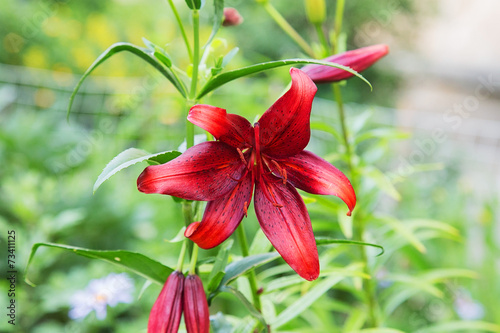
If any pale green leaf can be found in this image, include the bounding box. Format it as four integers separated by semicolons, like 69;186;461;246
93;148;181;193
25;242;173;286
197;58;371;99
413;321;500;333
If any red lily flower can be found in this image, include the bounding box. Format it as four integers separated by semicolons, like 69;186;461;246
138;68;356;281
183;274;210;333
301;44;389;83
148;271;184;333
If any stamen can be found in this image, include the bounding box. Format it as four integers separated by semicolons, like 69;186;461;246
260;177;283;208
243;201;248;217
282;168;287;185
237;148;247;165
270;160;287;185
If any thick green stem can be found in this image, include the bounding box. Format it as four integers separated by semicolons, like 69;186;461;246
189;244;199;275
237;225;262;312
262;2;315;58
176;239;188;272
166;0;193;62
189;10;200;100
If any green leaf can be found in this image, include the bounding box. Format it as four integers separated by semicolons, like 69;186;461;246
355;128;410;145
315;237;385;256
310;121;342;142
363;166;401;201
351;329;406;333
377;215;427;253
68;42;187;118
204;0;225;48
220;252;281;287
220;286;269;332
93;148;181;193
208;240;233;293
338;208;353;239
165;227;187;243
271;272;349;328
25;242;173;286
197;58;372;99
185;0;204;9
413;321;500;333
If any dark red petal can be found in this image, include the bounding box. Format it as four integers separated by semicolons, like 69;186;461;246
148;271;184;333
254;175;319;281
137;141;244;201
188;104;254;148
258;67;317;158
300;44;389;84
185;171;253;249
183;275;210;333
273;150;356;215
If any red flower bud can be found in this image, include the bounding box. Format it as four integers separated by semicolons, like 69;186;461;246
148;271;184;333
183;274;210;333
301;44;389;84
222;7;244;27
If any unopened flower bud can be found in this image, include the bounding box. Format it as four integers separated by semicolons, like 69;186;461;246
304;0;326;24
301;44;389;84
148;271;184;333
183;274;210;333
222;7;243;27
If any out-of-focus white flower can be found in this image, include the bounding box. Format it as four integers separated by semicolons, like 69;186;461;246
453;288;485;321
69;273;134;320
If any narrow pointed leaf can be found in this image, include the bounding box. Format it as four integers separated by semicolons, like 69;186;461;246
68;42;186;118
197;58;372;99
315;237;384;256
271;273;347;328
219;252;280;287
208;240;233;293
25;242;173;286
220;286;269;332
94;148;181;193
413;321;500;333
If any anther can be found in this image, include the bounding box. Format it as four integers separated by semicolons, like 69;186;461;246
282;168;287;185
237;148;247;165
243;201;248;217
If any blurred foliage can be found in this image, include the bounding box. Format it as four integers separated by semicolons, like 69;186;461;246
1;0;499;332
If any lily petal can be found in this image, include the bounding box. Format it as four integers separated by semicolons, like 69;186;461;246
254;174;319;281
274;150;356;215
258;68;317;158
138;141;244;201
188;105;254;148
301;44;389;84
185;171;253;249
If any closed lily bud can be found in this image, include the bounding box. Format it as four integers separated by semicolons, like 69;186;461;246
301;44;389;84
304;0;326;24
222;7;243;27
148;271;184;333
183;274;210;333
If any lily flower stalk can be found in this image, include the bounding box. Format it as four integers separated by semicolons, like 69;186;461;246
138;68;356;281
301;44;389;83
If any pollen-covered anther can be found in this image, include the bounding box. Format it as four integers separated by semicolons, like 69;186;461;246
271;160;287;185
237;148;247;166
243;201;248;217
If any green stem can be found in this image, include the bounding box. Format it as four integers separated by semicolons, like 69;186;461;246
182;201;194;260
189;244;199;275
166;0;193;62
237;225;262;312
262;2;315;58
314;23;329;58
176;239;188;271
189;10;200;100
333;84;353;172
333;0;345;54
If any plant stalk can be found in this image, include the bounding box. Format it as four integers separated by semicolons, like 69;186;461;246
237;225;262;312
166;0;193;62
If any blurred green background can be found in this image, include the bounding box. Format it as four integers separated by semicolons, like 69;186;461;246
1;0;499;332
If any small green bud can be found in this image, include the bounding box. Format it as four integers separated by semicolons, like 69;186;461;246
304;0;326;24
